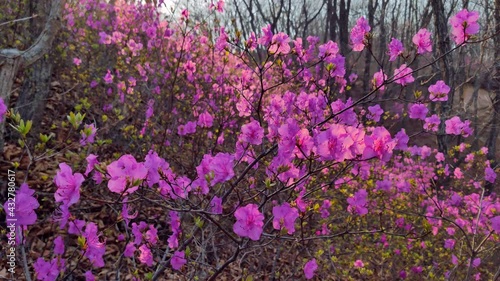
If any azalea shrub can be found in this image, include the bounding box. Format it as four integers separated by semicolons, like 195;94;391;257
1;1;499;281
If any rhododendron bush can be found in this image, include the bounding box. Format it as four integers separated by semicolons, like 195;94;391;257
1;1;499;280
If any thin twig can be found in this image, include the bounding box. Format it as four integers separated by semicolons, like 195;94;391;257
0;15;38;28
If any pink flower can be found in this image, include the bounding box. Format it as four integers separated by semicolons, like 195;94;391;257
350;17;371;51
177;121;197;135
210;196;223;214
387;38;404;61
445;116;472;136
347;189;368;216
258;24;273;46
54;163;84;207
83;222;106;267
144;150;168;186
80;124;97;146
198;111;213;128
304;259;318;280
215;27;228;51
84;154;99;176
233;204;264;240
272;203;299;234
367;104;384;122
3;183;39;226
138;244;153;266
393;64;414;86
429;80;450;101
124;242;135;257
485;166;496;183
354;259;364;268
450;9;480;44
394;128;409;150
73;57;82;66
34;257;64;281
349;73;358;82
0;97;7;122
269;32;290;55
211;153;235;184
168;211;181;248
84;271;95;281
103;70;113;84
171;250;187;270
315;124;354;162
318;40;339;58
54;236;65;255
372;69;387;91
491;216;500;233
210;0;225;12
107;155;148;194
424;114;440;132
362;127;396;162
240;119;264;145
408;104;428;120
472;258;481;267
412;28;432;54
444;239;455;250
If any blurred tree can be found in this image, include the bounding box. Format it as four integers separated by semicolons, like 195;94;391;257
0;0;63;150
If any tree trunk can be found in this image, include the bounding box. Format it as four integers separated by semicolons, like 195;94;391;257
0;0;63;151
338;0;351;56
17;0;53;131
485;0;500;193
431;0;454;154
363;0;376;92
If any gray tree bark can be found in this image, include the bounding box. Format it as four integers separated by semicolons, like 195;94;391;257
0;0;63;151
17;0;53;131
485;0;500;193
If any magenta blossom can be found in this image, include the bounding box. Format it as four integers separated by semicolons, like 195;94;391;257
491;216;500;233
429;80;450;101
84;271;95;281
445;116;473;137
240;119;264;145
138;244;154;266
485;166;496;183
387;38;404;61
272;203;299;234
107;155;148;194
210;196;223;214
304;258;318;280
269;32;290;55
393;64;414;86
347;189;368;216
367;104;384;122
0;97;7;122
54;163;84;207
233;204;264;240
450;9;480;44
424;114;441;132
408;104;428;120
34;257;64;281
3;183;40;226
198;111;213;128
80;123;97;146
84;154;99;176
350;17;371;51
83;222;106;267
171;250;187;270
372;69;387;91
412;28;432;54
354;259;365;268
103;70;113;84
362;127;396;162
